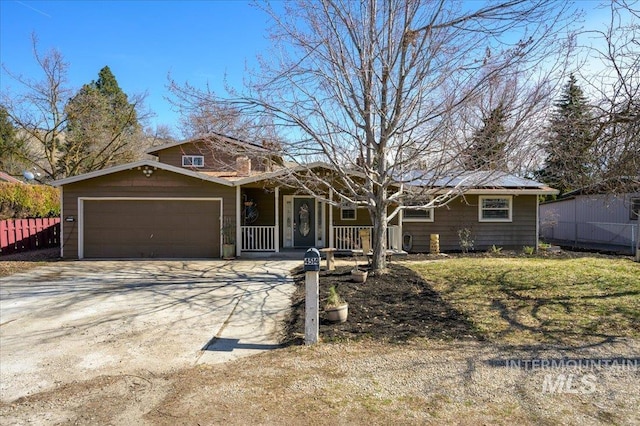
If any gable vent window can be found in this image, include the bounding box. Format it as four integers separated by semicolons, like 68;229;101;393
341;206;357;221
182;155;204;168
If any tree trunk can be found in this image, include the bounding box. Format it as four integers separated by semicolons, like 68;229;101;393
371;207;388;272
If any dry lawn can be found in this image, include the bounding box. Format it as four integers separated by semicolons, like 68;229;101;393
1;253;638;425
408;257;640;346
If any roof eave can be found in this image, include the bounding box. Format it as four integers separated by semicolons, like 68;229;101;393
233;161;337;185
146;133;271;155
433;187;559;195
52;160;234;187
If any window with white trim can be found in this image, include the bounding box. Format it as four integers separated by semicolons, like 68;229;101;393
340;206;357;220
631;198;640;220
403;203;434;222
479;196;512;222
182;155;204;167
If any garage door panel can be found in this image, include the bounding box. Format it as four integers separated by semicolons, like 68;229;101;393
83;200;221;258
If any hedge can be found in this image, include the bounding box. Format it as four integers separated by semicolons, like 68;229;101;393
0;183;61;220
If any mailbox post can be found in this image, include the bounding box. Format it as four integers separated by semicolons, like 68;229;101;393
303;248;321;345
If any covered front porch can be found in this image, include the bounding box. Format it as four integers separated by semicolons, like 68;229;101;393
234;185;402;256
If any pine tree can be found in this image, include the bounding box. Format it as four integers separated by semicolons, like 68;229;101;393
462;103;508;171
539;74;595;194
94;66;139;135
0;106;23;174
61;66;142;176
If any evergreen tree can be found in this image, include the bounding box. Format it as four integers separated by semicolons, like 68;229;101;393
539;74;595;194
0;105;24;174
61;66;143;176
462;103;509;171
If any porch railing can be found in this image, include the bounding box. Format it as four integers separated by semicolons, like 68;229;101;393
240;226;276;251
334;225;401;251
387;225;401;251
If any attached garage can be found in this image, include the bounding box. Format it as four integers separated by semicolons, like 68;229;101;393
81;198;221;258
54;161;237;260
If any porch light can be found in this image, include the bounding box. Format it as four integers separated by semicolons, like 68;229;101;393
141;166;155;178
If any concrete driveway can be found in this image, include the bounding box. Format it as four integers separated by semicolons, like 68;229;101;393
0;259;298;402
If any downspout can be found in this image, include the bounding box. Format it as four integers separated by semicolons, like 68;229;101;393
60;187;64;259
275;186;280;253
328;188;334;249
632;223;640;262
236;185;241;258
535;196;539;252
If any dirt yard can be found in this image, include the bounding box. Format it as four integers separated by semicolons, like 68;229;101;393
1;253;638;425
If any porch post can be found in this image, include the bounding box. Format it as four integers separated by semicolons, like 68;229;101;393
236;185;241;257
328;188;334;248
275;186;280;253
398;208;403;251
535;196;539;252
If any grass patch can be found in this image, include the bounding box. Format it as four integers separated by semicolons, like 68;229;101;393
408;257;640;346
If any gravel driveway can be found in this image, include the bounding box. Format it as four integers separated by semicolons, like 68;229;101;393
0;259;297;402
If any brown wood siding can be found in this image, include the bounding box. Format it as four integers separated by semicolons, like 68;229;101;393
330;206;400;226
331;206;371;226
403;195;537;252
155;142;269;173
84;200;220;258
61;169;235;259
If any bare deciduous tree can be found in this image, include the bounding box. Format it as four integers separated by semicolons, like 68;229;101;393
172;0;575;272
1;36;150;181
1;35;71;181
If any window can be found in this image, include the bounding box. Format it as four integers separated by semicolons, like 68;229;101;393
403;205;434;222
479;196;512;222
631;198;640;220
340;206;357;220
182;155;204;167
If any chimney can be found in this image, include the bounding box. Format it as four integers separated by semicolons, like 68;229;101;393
236;156;251;176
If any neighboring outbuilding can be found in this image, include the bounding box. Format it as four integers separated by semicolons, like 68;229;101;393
540;186;640;255
53;133;558;259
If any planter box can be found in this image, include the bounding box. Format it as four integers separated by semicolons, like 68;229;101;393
222;244;236;259
351;269;368;283
326;303;348;323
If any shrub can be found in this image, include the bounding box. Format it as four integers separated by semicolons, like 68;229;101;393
522;246;535;255
488;245;503;254
457;228;474;253
0;183;60;219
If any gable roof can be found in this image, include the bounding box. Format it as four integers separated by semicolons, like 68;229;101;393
52;160;234;187
239;166;557;194
232;161;336;185
146;133;271;156
52;157;557;196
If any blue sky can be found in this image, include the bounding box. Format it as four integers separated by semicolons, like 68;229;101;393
1;0;274;133
0;1;617;136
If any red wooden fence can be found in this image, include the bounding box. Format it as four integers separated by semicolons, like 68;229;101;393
0;218;61;255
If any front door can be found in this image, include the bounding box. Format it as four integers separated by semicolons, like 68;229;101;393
293;197;315;247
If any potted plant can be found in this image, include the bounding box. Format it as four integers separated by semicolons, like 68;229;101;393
222;218;236;259
325;285;348;323
351;255;368;283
